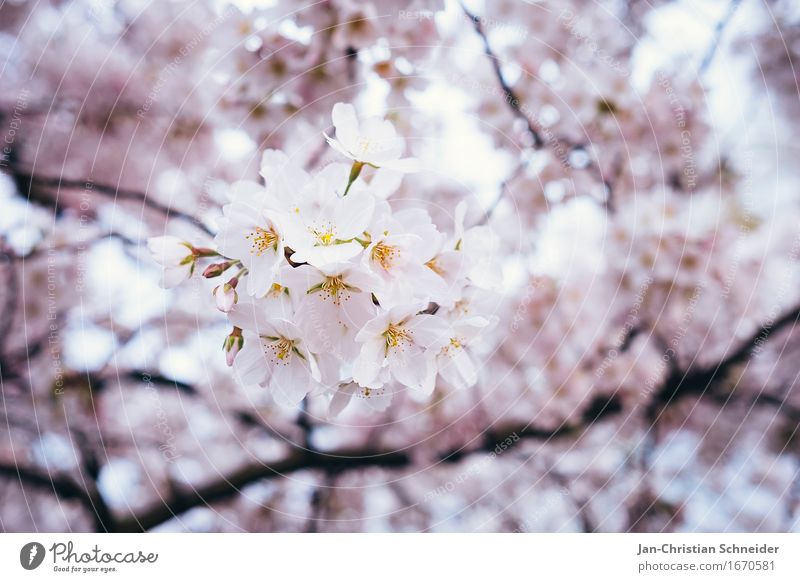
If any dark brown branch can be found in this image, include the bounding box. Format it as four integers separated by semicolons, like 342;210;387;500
650;301;800;416
113;447;411;532
460;3;543;148
459;4;619;211
0;245;19;354
0;462;113;532
14;233;139;261
11;170;213;236
12;296;800;532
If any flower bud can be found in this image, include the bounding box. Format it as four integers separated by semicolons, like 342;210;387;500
223;327;243;367
203;261;236;278
214;281;238;313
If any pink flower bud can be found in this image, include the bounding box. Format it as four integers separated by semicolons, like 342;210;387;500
203;261;235;278
214;282;238;312
223;327;243;367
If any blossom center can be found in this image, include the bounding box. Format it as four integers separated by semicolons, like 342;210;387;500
441;336;464;356
357;137;380;155
383;323;409;349
358;386;385;399
267;283;285;298
321;275;347;299
371;241;398;270
245;227;279;256
425;257;444;275
262;336;296;363
310;223;337;246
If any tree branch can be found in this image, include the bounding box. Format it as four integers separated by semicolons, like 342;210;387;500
460;3;543;148
10;170;213;236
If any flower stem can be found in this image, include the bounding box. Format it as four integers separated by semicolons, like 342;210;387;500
343;161;365;196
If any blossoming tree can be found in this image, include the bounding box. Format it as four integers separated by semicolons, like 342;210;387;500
1;0;799;533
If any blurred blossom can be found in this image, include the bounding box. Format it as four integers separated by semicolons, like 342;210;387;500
0;0;798;534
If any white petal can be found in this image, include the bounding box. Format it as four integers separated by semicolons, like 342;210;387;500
335;189;375;239
439;348;477;391
233;337;269;386
324;133;355;161
269;358;312;408
369;168;403;199
328;383;356;417
387;341;427;389
291;242;363;269
406;314;449;349
352;338;385;387
331;102;360;151
245;254;281;296
228;300;279;334
161;263;193;288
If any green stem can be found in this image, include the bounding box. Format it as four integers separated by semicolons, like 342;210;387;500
343;161;365;196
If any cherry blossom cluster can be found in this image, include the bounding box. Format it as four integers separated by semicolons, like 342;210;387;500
149;103;498;414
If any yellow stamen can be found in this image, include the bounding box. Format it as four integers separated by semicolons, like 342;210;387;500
357;137;373;155
310;224;337;246
426;257;444;275
321;275;347;301
264;337;295;362
245;227;279;256
371;241;398;270
384;323;409;349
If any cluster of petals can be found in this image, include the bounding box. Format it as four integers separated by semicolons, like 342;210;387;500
150;103;498;414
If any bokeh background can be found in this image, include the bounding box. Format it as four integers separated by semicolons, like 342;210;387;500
1;0;800;532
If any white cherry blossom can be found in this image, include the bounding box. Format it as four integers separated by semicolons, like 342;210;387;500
228;311;321;407
284;263;377;360
353;305;449;394
435;316;491;391
147;236;197;288
214;201;286;297
282;164;375;268
329;381;393;417
325;102;420;172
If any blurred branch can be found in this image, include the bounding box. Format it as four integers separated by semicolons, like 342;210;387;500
10;170;213;236
478;161;526;226
117;391;624;532
460;4;620;211
0;244;18;354
649;301;800;418
14;298;800;532
460;3;543;148
305;473;335;533
0;461;113;532
86;369;198;396
14;232;139;261
699;0;743;75
113;446;410;532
